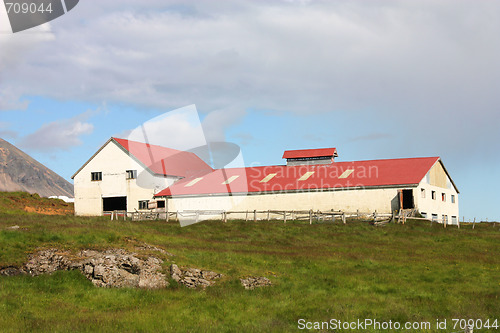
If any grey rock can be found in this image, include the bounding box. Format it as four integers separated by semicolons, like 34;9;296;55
0;267;23;276
240;276;272;290
23;248;71;276
21;248;169;289
169;264;222;289
170;264;182;282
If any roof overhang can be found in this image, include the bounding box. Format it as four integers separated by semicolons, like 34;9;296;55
71;138;179;180
155;183;419;199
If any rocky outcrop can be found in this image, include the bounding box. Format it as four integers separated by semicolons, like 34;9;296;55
76;249;168;289
0;267;23;276
240;276;272;290
2;247;269;291
24;248;72;275
19;248;168;289
169;264;222;289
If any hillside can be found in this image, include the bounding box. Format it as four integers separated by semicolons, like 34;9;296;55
0;191;73;215
0;138;73;197
0;208;498;332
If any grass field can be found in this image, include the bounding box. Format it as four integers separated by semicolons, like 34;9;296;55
0;194;498;332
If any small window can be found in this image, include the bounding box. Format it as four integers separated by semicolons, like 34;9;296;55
421;212;427;218
431;191;436;200
138;200;149;210
431;214;438;221
451;195;455;203
421;189;426;198
156;200;165;208
91;172;102;181
452;216;457;224
126;170;137;179
442;193;446;202
442;215;448;223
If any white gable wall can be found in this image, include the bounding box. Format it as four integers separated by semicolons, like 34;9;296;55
414;164;459;223
73;141;180;216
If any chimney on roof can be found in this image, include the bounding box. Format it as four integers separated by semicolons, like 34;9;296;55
282;148;338;166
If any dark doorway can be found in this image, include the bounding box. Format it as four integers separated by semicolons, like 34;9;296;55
103;196;127;211
401;190;414;209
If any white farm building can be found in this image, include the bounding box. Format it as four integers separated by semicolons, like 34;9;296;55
71;138;213;216
72;138;459;224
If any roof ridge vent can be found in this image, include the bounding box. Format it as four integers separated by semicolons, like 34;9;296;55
282;148;338;166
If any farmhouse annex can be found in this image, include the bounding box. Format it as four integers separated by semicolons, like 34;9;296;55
72;137;459;223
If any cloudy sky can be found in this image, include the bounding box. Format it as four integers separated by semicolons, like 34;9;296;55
1;0;499;220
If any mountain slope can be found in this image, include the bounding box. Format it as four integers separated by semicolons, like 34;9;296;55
0;138;73;197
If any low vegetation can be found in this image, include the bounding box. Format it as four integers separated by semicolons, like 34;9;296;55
0;191;73;215
0;193;498;332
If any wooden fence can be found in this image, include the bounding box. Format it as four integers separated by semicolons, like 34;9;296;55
105;209;473;228
106;209;394;224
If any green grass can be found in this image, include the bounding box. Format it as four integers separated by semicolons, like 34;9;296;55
0;213;499;332
0;191;73;215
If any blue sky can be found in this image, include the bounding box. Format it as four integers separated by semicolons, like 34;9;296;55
1;1;499;221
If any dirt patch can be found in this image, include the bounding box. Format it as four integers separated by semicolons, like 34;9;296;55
24;205;73;215
0;192;73;215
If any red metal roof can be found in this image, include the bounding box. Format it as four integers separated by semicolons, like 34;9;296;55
282;148;338;159
155;156;440;197
113;138;213;178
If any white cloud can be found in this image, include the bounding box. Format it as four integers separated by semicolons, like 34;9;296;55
202;107;246;142
1;0;499;161
125;105;206;151
19;111;94;152
0;4;55;110
0;122;17;139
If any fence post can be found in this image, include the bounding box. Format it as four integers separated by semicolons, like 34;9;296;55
245;210;248;222
267;210;270;221
472;217;476;229
342;212;346;224
309;209;312;225
253;210;257;223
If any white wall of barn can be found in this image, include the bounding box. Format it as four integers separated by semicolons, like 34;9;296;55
162;184;458;224
415;180;459;223
73;140;180;216
164;187;403;219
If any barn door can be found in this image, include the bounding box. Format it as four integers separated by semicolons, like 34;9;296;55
401;189;414;209
102;196;127;212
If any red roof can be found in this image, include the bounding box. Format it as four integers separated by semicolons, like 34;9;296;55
283;148;338;159
155;156;440;197
113;138;213;178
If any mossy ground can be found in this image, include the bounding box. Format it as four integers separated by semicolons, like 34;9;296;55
0;193;498;332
